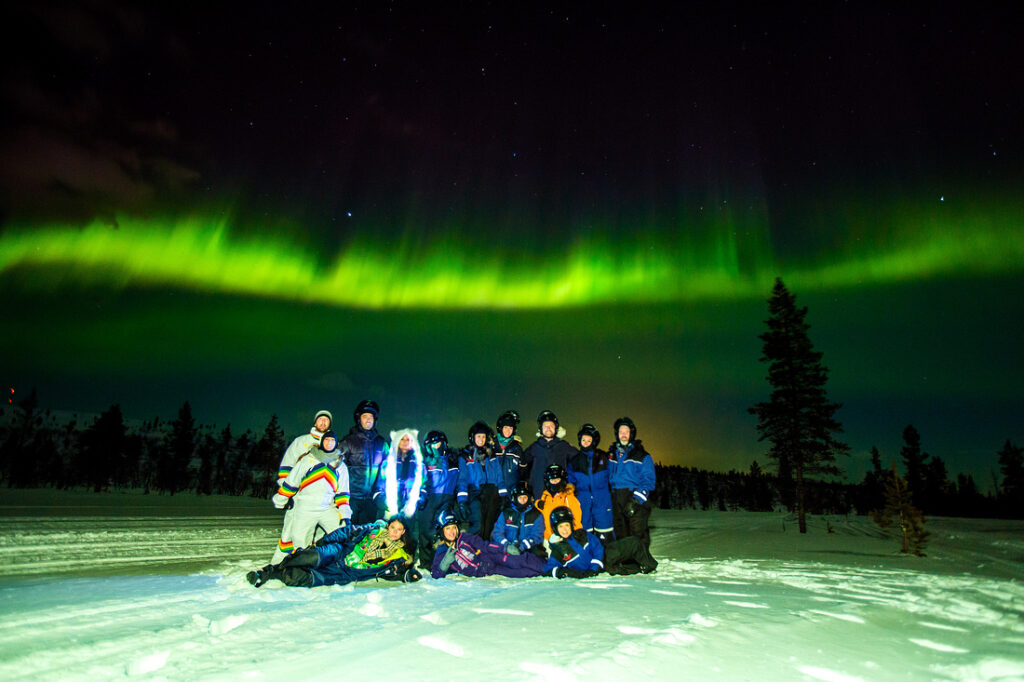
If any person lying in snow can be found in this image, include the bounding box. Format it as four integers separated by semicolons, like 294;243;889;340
544;506;658;579
247;516;421;587
430;511;546;579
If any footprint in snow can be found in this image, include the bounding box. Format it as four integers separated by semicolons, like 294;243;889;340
209;613;249;635
126;650;169;676
520;661;580;680
472;608;534;616
909;638;969;654
417;635;464;657
809;610;866;624
723;600;769;609
797;665;865;682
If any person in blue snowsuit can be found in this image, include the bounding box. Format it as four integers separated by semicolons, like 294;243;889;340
430;512;546;579
456;422;490;535
543;506;606;578
567;423;614;541
491;481;546;558
608;417;657;549
544;506;658;578
417;430;455;569
246;517;422;587
493;409;524;498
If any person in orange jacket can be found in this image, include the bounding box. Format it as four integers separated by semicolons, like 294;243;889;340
534;463;582;543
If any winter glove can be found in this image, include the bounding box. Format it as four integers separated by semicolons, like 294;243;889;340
283;498;295;511
403;567;423;583
439;546;457;573
549;541;577;564
505;543;521;556
562;568;595;579
624;499;640;519
457;502;471;521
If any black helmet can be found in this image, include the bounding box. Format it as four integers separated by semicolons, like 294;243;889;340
511;481;531;500
436;507;460;532
354;399;380;423
544;463;567;495
549;505;575;530
537;410;559;429
496;410;521;431
319;430;338;452
467;421;494;442
577;423;601;449
424;430;448;448
613;416;636;443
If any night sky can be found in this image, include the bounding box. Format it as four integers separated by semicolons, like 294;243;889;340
2;3;1022;487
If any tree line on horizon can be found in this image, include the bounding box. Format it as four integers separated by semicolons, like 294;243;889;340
0;386;1020;520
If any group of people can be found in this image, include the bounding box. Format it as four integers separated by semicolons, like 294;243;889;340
246;401;658;588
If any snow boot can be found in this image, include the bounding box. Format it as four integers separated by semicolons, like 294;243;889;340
246;565;275;588
377;561;404;582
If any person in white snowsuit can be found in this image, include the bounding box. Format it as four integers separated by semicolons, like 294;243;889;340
277;409;333;481
270;430;352;565
378;428;425;562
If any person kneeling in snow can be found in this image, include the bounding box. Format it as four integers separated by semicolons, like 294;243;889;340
248;516;421;587
430;511;546;579
544;506;658;579
491;481;546;558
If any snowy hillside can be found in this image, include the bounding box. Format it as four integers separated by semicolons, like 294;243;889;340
1;490;1022;681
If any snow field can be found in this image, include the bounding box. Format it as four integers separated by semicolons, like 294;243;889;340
1;500;1022;681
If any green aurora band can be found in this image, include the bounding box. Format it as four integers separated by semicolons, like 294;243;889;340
2;198;1022;309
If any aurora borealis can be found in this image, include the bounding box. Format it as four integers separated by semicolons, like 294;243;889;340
2;191;1024;308
2;4;1022;486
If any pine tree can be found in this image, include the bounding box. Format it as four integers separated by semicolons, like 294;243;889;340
872;463;929;556
749;278;849;533
250;415;285;498
82;404;126;492
900;425;927;505
162;402;197;495
997;440;1024;518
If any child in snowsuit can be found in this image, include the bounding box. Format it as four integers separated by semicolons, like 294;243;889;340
491;481;546;558
456;422;491;536
544;506;658;578
568;423;614;541
534;463;583;543
418;430;455;569
270;430;351;565
430;512;546;579
248;517;421;587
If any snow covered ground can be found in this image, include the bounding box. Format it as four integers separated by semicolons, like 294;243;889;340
1;490;1022;681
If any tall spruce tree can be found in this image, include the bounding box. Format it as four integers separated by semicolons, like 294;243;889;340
749;278;849;533
997;440;1024;518
900;425;927;505
163;402;197;495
